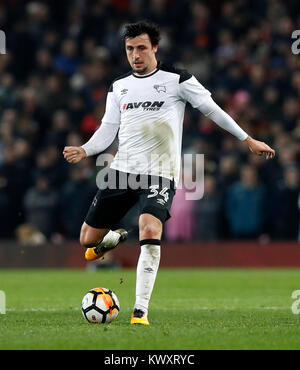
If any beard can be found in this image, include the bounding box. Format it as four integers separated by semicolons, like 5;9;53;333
132;64;148;75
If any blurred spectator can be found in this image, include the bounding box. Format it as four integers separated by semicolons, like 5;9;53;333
225;165;266;239
80;102;105;140
33;146;67;186
0;73;18;108
271;166;300;239
0;0;298;241
60;165;96;239
217;154;239;239
0;148;13;237
23;177;59;240
281;97;299;131
45;110;71;149
217;155;239;189
42;74;69;118
0;144;31;236
53;38;80;76
193;174;221;241
35;48;54;78
67;94;87;126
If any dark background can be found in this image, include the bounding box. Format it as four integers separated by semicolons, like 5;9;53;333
0;0;299;245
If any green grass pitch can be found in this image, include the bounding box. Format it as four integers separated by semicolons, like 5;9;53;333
0;268;300;350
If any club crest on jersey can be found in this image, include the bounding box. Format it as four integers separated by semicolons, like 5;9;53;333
153;84;166;93
122;101;165;111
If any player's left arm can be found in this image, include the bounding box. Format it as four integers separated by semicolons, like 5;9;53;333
179;75;275;159
200;99;275;159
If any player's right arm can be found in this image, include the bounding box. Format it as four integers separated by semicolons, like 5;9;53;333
63;85;121;163
63;145;87;163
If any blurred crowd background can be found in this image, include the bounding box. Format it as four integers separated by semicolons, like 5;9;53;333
0;0;299;244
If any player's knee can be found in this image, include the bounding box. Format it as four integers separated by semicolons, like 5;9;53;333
139;216;162;240
140;225;158;239
79;224;100;248
79;231;92;248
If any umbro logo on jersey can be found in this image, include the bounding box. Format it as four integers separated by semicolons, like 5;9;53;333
121;89;128;95
123;101;165;111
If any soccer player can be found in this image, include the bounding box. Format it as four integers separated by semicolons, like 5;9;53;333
63;21;275;325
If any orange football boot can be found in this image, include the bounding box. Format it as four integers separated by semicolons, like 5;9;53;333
85;229;128;261
130;309;150;325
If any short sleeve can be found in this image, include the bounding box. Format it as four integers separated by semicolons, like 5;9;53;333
178;75;212;111
101;87;121;125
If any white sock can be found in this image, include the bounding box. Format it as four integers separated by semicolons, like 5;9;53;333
134;242;161;316
98;230;120;249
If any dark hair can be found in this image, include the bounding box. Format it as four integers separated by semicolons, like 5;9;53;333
122;20;161;46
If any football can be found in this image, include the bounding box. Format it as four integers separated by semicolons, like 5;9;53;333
81;287;120;324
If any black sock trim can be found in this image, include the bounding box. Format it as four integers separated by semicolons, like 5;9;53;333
139;239;161;246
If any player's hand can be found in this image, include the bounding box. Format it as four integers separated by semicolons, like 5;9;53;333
245;136;275;159
63;146;87;163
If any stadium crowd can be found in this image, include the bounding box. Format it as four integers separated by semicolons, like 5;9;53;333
0;0;299;243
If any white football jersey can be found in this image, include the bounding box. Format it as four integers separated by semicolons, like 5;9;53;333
102;63;212;185
83;62;248;186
